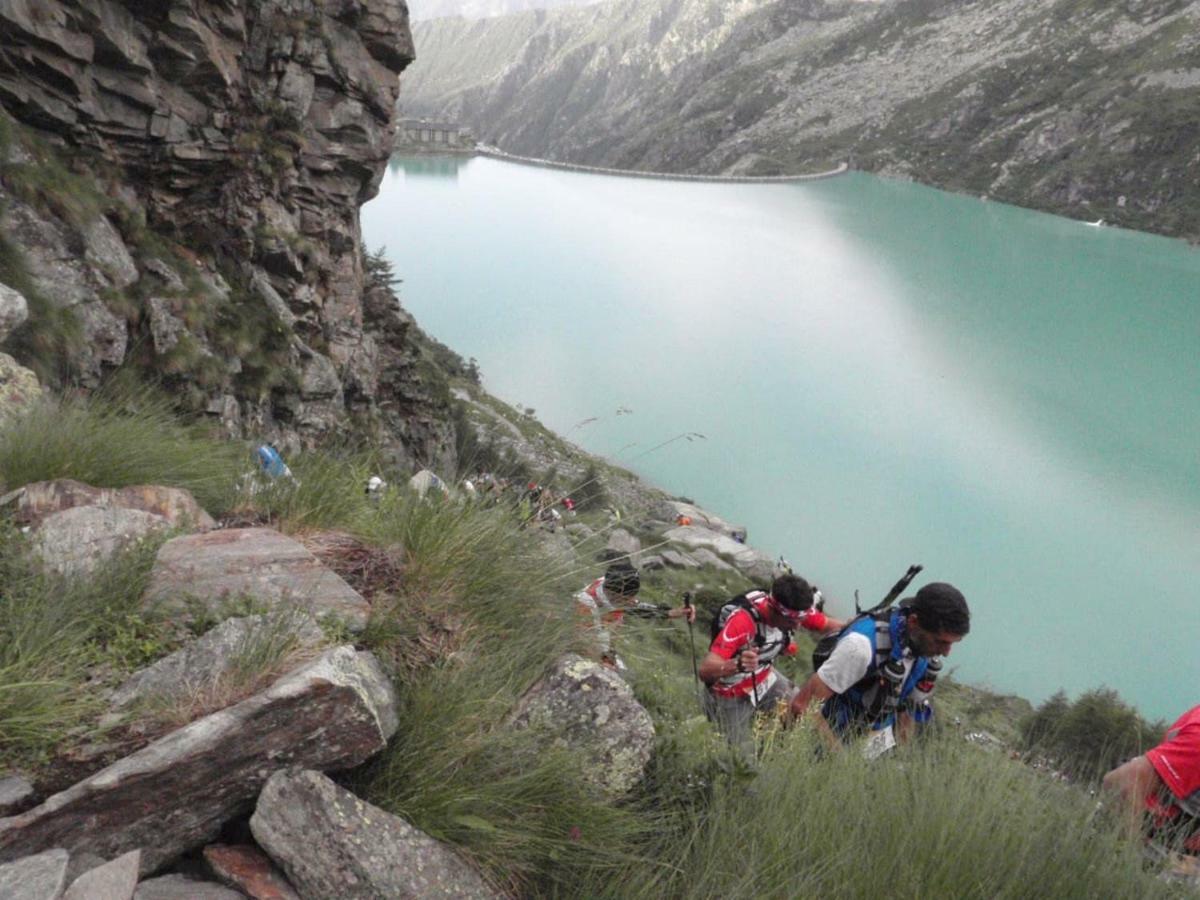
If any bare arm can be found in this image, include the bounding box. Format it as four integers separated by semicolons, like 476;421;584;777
1102;755;1162;838
698;647;757;684
789;672;840;749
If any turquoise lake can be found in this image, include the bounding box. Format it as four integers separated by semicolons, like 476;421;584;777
364;154;1200;722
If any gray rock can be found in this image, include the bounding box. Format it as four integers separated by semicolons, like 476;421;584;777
110;612;326;710
134;874;245;900
659;549;700;570
0;848;69;900
251;769;499;900
63;849;140;900
143;528;370;633
687;548;736;573
0;774;35;817
82;216;139;291
664;526;770;576
32;506;171;578
0;647;397;874
640;554;665;571
0;282;28;341
146;297;187;355
0;352;42;422
601;528;641;564
510;654;654;799
6;480;216;532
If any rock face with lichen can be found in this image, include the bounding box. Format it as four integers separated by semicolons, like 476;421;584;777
509;653;655;799
0;0;454;466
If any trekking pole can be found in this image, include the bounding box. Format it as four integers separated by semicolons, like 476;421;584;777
682;592;700;687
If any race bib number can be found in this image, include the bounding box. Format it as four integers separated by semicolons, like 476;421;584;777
863;725;897;760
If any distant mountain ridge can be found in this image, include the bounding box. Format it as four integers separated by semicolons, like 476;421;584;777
409;0;605;22
404;0;1200;241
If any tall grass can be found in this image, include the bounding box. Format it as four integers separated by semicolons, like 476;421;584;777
562;729;1183;899
349;491;658;894
0;525;167;763
0;383;245;515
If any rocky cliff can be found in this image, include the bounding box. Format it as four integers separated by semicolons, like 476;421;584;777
404;0;1200;240
0;0;456;466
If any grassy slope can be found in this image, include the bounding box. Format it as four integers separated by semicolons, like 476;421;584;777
0;388;1187;897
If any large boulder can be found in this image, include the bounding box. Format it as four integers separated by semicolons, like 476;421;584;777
0;282;28;340
0;848;69;900
0;647;397;874
251;769;500;900
664;525;774;580
600;528;641;564
62;849;140;900
658;500;744;539
659;549;700;570
4;480;216;532
4;480;218;578
0;351;41;422
110;613;326;711
143;528;371;632
509;654;654;799
31;506;171;578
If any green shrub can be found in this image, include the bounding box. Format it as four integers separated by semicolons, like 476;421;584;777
1021;687;1163;779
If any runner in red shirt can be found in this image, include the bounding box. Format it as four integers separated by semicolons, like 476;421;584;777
1103;703;1200;855
698;574;843;755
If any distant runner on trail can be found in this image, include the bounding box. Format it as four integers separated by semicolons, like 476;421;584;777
575;562;695;668
790;583;969;756
1103;703;1200;863
699;574;843;753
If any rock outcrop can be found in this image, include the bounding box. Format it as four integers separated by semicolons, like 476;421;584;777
0;0;454;464
250;768;500;900
143;528;371;632
0;646;398;874
509;654;654;799
0;281;40;421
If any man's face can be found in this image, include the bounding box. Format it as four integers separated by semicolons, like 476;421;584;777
906;614;965;657
765;595;805;630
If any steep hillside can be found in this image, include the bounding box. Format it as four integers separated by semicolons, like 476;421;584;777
410;0;607;22
405;0;1200;240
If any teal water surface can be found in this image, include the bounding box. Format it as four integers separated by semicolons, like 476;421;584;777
363;155;1200;721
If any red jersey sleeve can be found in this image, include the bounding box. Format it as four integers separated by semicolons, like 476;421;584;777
799;608;829;632
1146;704;1200;814
710;609;755;659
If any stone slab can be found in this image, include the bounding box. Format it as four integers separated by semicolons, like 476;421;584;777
0;648;397;875
0;848;69;900
143;528;370;632
63;849;140;900
251;770;499;900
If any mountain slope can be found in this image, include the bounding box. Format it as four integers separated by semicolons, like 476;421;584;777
409;0;606;22
404;0;1200;239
